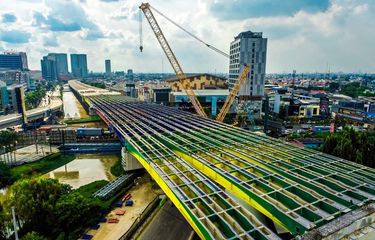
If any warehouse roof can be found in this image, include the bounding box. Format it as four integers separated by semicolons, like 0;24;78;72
166;73;226;82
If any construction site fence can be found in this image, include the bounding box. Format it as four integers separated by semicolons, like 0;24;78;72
118;195;165;240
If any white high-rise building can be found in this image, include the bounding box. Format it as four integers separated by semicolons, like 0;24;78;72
228;31;267;118
229;31;267;100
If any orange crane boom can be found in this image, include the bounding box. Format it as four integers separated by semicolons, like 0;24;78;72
139;3;207;118
216;64;250;122
139;3;251;122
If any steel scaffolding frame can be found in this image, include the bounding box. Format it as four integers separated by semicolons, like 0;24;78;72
88;95;375;239
90;95;279;240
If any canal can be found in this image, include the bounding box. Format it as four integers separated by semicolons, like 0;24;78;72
45;154;119;189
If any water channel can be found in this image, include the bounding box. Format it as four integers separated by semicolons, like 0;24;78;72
45;154;119;189
0;86;119;198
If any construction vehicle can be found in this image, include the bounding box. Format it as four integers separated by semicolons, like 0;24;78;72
139;3;251;123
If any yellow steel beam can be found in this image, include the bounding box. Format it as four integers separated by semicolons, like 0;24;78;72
127;146;212;240
172;148;291;233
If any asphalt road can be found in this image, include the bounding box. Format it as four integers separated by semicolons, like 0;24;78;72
139;201;194;240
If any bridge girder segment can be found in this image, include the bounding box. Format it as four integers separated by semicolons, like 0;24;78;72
90;95;280;240
89;95;375;238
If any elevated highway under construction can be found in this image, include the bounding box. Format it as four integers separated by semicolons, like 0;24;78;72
70;81;375;240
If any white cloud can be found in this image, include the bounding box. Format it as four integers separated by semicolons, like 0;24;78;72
0;0;374;73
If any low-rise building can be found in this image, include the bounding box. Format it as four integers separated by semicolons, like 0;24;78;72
166;74;227;91
331;97;375;124
169;89;229;103
152;87;171;105
0;70;29;85
0;83;26;115
6;85;25;114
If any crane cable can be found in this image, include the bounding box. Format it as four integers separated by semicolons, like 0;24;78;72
139;4;229;59
139;10;143;52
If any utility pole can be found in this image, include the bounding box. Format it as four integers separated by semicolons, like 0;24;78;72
11;207;19;240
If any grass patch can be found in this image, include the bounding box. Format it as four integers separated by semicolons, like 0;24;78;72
74;180;108;198
64;115;101;124
313;131;331;139
10;153;75;181
74;179;133;212
110;157;125;177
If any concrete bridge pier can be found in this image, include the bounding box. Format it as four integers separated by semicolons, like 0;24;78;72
122;147;143;171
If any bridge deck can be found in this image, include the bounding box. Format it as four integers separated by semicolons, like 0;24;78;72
89;95;375;239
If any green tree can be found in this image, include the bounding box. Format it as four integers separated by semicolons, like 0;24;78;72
0;162;12;188
4;178;71;236
25;85;47;110
0;130;18;150
110;157;125;177
0;130;18;165
0;203;7;240
322;127;375;168
328;82;340;92
22;231;47;240
340;82;373;98
55;192;103;238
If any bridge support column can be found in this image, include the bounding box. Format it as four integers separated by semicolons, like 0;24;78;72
121;147;143;171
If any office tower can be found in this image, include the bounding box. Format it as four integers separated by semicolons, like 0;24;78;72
0;51;28;70
40;53;68;81
70;54;88;78
127;69;134;81
229;31;267;100
41;56;57;81
105;59;111;76
52;53;68;75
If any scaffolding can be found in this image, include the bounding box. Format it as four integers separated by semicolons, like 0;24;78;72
88;95;375;239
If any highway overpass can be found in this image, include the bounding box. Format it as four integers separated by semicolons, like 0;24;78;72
0;99;63;129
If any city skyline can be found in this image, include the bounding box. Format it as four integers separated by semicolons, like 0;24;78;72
0;0;374;73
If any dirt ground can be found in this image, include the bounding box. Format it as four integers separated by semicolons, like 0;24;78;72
87;181;157;240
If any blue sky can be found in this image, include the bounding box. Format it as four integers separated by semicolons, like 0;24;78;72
0;0;374;73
